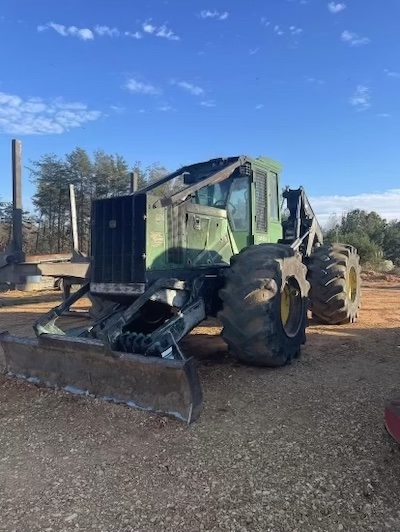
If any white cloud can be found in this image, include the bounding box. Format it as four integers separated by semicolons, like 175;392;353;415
377;113;391;118
155;25;180;41
125;79;162;96
327;2;346;13
255;104;264;110
37;22;62;35
249;47;259;55
38;21;178;42
142;21;179;40
37;22;66;35
171;80;204;96
38;22;94;40
384;68;400;79
349;85;370;111
341;30;370;46
260;22;305;39
68;26;94;40
94;25;119;37
266;23;303;38
200;100;216;107
0;91;101;135
158;105;175;112
289;25;303;36
142;22;157;34
199;10;229;20
305;76;325;85
124;31;142;39
310;189;400;226
110;105;124;113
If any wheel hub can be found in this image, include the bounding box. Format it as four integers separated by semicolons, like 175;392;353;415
347;266;358;302
280;277;302;338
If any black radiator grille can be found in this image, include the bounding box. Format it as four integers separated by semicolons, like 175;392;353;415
91;194;146;283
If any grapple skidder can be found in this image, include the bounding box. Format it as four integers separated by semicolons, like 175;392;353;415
0;155;362;422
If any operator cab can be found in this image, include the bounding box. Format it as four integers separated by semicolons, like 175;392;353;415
194;177;250;232
181;159;251;232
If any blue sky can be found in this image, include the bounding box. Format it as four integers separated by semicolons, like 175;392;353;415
0;0;400;223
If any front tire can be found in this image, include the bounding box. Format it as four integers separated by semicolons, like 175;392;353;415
218;244;310;367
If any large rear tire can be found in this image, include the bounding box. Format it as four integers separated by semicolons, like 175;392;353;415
307;244;361;325
218;243;310;367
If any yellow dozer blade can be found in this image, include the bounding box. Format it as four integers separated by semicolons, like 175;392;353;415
0;331;203;423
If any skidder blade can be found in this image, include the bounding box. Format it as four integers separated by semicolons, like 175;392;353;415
0;331;203;424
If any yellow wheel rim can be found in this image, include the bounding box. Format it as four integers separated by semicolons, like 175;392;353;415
347;266;357;302
280;278;302;337
281;284;291;326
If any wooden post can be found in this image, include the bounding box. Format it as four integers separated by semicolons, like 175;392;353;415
11;139;23;254
130;171;139;193
69;184;79;252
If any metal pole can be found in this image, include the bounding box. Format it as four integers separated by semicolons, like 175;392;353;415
69;184;79;252
11;139;23;253
130;171;139;193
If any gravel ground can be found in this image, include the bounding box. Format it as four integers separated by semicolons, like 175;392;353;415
1;277;400;532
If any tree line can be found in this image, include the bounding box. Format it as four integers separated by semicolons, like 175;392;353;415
0;147;174;255
1;147;399;267
324;209;400;267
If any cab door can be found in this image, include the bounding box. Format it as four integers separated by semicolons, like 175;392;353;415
226;176;252;252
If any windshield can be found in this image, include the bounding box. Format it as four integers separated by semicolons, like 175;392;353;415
195;179;231;208
194;176;250;231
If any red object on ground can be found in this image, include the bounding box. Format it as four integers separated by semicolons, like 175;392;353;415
385;398;400;444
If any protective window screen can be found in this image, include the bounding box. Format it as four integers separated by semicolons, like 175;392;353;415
269;172;279;220
255;171;267;231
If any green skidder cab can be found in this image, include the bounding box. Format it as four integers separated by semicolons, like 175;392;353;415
0;155;362;423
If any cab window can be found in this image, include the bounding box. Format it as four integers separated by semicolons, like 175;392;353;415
195;180;231;207
227;177;250;231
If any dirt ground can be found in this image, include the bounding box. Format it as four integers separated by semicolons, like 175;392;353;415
1;275;400;532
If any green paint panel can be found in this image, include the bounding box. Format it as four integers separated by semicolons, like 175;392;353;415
186;212;233;266
145;197;167;270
